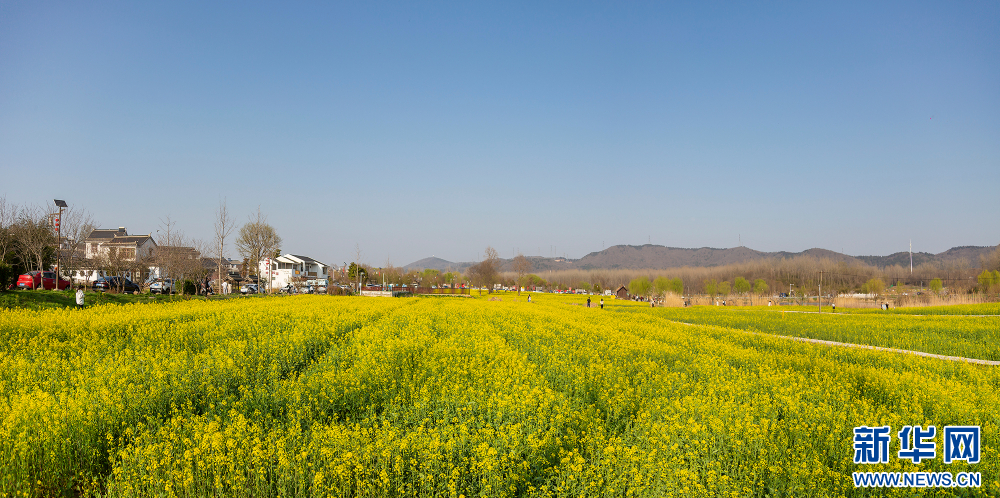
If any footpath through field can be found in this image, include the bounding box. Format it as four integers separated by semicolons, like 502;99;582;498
763;309;1000;318
662;317;1000;366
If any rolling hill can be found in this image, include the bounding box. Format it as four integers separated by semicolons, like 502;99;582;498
403;244;998;272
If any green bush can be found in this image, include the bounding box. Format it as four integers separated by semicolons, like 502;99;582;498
0;263;16;290
181;279;197;295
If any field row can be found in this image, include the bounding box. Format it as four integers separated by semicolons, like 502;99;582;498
644;305;1000;361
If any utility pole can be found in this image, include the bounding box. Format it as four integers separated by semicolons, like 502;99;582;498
818;271;823;313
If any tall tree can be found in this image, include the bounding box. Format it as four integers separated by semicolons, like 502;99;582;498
733;276;750;295
155;215;182;283
59;206;97;283
13;206;56;275
863;278;885;301
235;208;282;293
670;277;684;295
928;278;943;295
481;246;501;293
466;246;501;295
629;276;651;298
981;245;1000;272
0;196;17;266
718;281;731;297
753;278;768;295
653;276;671;297
704;279;718;300
977;270;995;292
214;199;236;294
512;253;532;296
0;197;18;288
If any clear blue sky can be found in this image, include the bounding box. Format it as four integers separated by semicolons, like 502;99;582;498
2;1;998;266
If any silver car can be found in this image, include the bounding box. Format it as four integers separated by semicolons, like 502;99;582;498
149;278;175;294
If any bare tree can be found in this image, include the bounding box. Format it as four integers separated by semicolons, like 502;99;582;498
467;246;501;295
353;244;364;292
235;208;282;293
213;199;236;295
0;196;18;266
13;206;56;279
95;245;138;293
483;246;501;292
154;215;182;284
512;253;532;296
59;206;97;283
466;263;483;295
179;238;211;293
982;245;1000;272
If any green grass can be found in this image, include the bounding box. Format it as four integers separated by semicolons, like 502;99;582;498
0;289;239;311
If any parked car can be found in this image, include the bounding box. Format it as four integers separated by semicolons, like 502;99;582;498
149;278;175;295
278;283;296;294
15;271;72;290
240;283;258;295
93;276;141;293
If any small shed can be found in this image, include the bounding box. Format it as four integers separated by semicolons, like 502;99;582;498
615;285;629;300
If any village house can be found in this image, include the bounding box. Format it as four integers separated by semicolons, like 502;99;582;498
258;254;329;290
615;285;629;300
83;227;157;261
71;227;158;284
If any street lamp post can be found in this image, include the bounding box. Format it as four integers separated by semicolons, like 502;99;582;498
54;200;67;289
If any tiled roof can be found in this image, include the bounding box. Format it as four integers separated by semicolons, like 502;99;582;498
87;229;125;239
106;235;154;244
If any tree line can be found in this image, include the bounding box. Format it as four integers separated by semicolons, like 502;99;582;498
508;246;1000;300
0;197;283;294
337;243;1000;302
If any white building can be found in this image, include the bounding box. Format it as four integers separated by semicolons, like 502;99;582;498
71;227;158;284
83;227;157;261
259;254;329;290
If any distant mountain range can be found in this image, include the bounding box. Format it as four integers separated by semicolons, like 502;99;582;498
403;244;997;272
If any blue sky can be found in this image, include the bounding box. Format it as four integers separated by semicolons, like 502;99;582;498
2;1;998;266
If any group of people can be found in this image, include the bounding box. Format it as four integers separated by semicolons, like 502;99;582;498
585;297;605;309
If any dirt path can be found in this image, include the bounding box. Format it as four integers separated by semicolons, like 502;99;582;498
726;308;1000;318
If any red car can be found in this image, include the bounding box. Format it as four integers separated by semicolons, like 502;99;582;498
15;271;71;290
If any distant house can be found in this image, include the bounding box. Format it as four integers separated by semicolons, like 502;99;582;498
615;285;629;300
259;254;329;290
205;257;243;284
147;245;200;280
83;227;157;261
72;227;157;284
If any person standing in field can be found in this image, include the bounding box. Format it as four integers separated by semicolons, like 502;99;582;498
587;296;591;308
528;294;531;303
75;285;85;309
600;298;604;309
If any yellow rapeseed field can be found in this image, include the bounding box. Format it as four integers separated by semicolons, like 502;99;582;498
0;294;996;497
